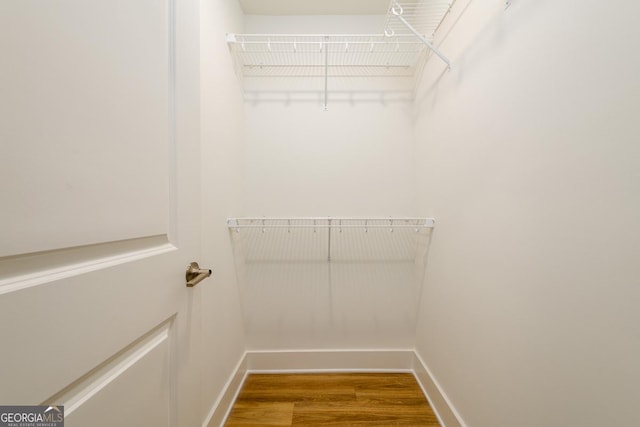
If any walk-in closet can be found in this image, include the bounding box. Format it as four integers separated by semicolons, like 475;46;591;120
2;0;638;426
201;0;640;425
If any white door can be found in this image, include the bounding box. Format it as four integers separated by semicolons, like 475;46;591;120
0;0;203;426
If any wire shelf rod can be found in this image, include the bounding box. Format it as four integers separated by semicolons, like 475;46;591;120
228;33;421;39
229;216;433;221
227;224;433;229
242;65;413;68
232;41;430;46
227;217;435;229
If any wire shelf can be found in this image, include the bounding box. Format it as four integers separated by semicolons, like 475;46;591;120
384;0;454;40
227;217;435;263
227;217;435;230
227;34;428;78
226;1;454;108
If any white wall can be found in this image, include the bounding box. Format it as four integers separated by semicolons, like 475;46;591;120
200;0;247;422
243;100;415;216
244;14;385;34
243;14;415;217
413;1;640;426
231;223;431;350
235;15;422;351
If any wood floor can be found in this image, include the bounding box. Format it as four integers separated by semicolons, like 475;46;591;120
224;373;441;426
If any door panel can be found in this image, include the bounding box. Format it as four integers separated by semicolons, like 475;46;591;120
0;260;179;404
0;0;201;425
0;0;171;257
50;321;173;427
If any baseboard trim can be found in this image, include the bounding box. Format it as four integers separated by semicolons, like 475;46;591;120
203;349;464;427
412;352;467;427
245;349;415;372
203;355;248;427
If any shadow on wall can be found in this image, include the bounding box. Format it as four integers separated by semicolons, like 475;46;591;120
229;224;433;350
413;0;552;119
237;70;418;108
244;89;414;108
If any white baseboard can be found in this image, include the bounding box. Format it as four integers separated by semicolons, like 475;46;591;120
203;355;248;427
412;352;467;427
245;349;415;372
203;349;463;427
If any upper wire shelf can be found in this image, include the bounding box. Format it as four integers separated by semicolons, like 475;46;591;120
384;0;453;40
227;33;428;78
226;0;454;109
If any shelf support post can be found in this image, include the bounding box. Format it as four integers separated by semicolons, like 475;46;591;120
327;218;332;261
323;36;329;111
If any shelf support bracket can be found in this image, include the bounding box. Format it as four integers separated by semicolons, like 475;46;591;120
323;36;329;111
327;218;332;261
390;6;451;69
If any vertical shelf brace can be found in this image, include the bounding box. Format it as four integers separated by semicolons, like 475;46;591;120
323;36;329;111
327;218;332;261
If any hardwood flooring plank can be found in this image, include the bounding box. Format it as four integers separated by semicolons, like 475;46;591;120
292;400;438;426
224;373;441;427
225;402;294;426
237;374;356;403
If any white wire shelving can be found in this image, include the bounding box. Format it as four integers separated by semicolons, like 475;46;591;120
227;217;435;262
384;0;452;68
226;0;454;110
227;217;435;230
226;33;428;78
384;0;454;38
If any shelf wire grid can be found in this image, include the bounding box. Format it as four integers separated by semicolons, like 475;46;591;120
228;34;428;78
384;0;454;40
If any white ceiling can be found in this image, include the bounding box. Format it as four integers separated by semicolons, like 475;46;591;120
239;0;392;15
